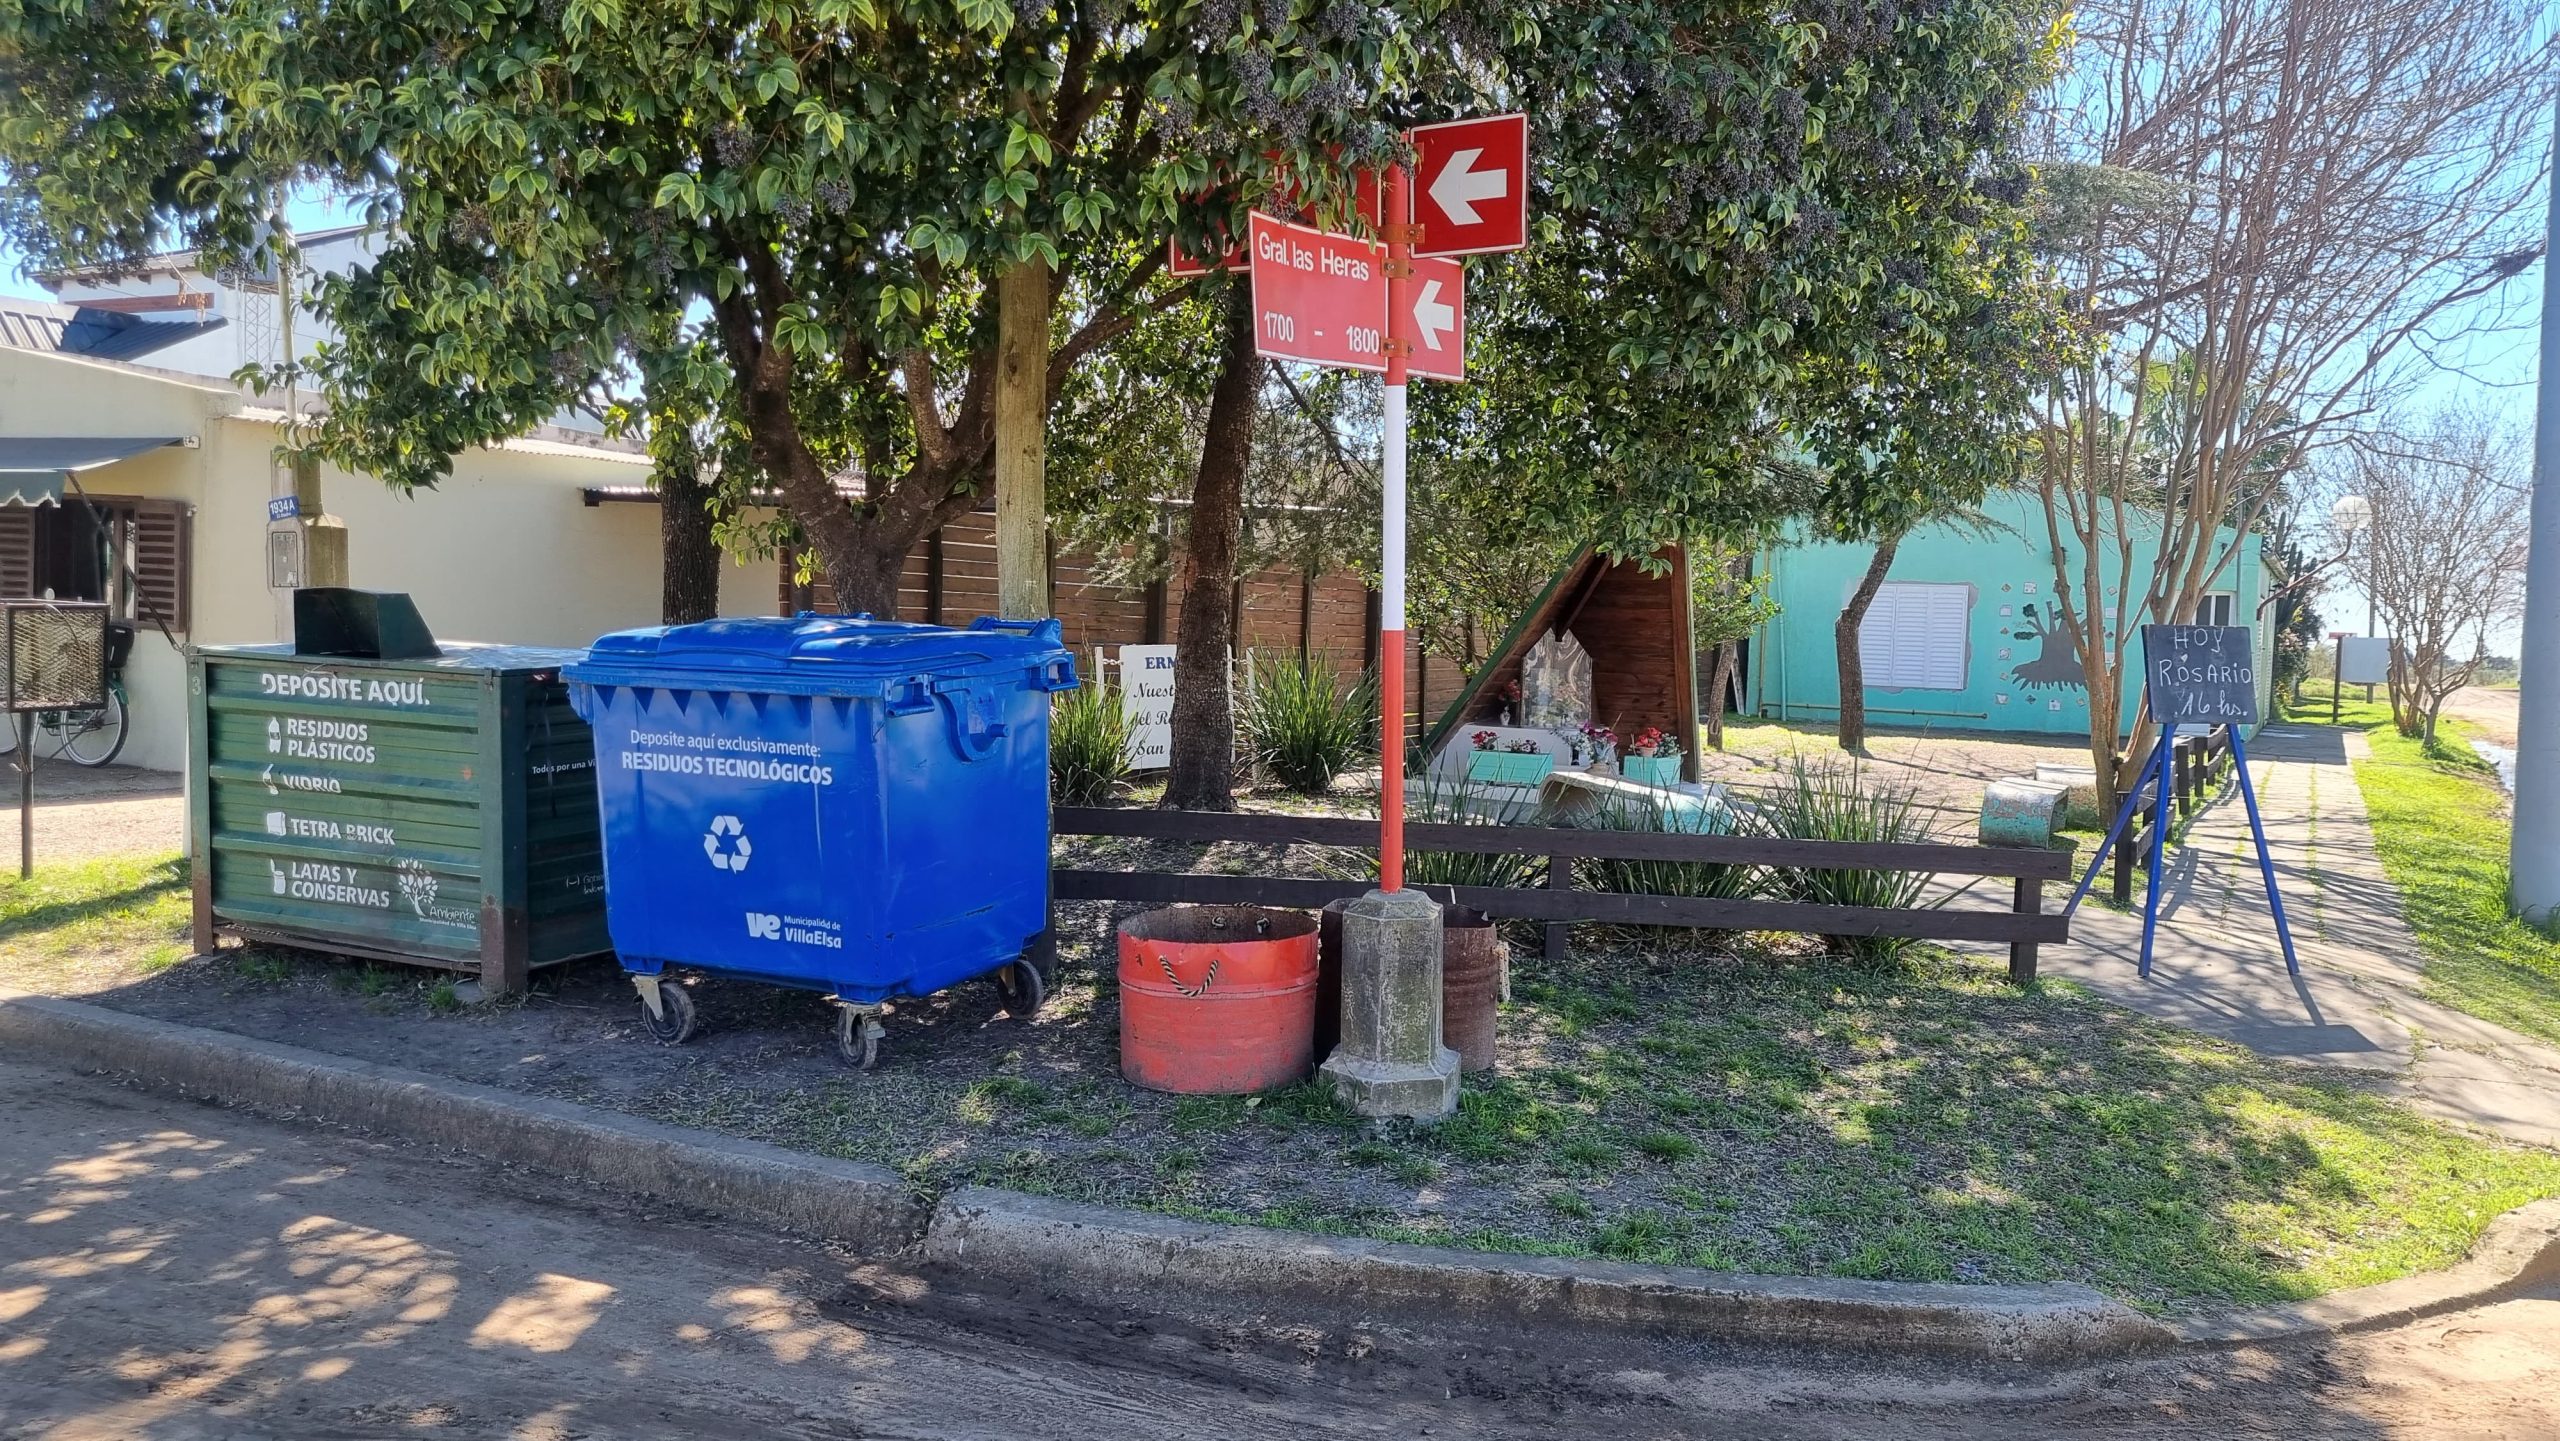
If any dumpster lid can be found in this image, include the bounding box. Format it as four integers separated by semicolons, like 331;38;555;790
567;615;1072;694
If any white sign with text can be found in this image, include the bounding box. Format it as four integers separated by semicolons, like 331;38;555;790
1120;644;1177;771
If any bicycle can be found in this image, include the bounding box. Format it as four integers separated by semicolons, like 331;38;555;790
0;620;135;768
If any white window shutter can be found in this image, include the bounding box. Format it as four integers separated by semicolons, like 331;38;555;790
1858;582;1970;691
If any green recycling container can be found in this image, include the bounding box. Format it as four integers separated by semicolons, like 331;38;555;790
186;643;610;990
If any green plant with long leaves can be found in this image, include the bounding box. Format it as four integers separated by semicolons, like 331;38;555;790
1050;681;1133;808
1240;651;1374;797
1753;756;1943;961
1570;789;1759;912
1396;767;1547;892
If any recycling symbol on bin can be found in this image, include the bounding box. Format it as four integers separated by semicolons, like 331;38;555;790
703;815;753;873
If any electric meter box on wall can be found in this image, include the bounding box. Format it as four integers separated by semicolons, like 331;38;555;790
565;615;1077;1008
188;642;611;992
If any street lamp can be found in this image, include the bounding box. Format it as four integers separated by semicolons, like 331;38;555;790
2331;495;2376;706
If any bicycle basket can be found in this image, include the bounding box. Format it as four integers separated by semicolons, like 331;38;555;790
1;601;110;712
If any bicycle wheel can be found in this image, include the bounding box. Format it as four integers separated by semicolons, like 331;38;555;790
59;690;127;768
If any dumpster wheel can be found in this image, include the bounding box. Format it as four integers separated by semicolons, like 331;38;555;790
993;957;1048;1019
835;1004;886;1071
637;976;699;1045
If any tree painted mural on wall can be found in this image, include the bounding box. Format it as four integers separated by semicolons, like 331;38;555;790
2006;600;2089;693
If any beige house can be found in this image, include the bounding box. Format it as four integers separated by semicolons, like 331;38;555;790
0;343;770;773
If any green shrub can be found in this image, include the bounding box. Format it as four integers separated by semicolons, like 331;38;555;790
1398;766;1547;890
1242;650;1375;796
1050;680;1133;806
1752;756;1941;961
1570;787;1758;909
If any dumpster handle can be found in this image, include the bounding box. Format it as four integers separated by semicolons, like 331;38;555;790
969;616;1065;646
886;675;935;715
935;685;1010;761
1033;657;1078;693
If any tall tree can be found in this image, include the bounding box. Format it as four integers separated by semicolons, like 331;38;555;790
2026;0;2553;804
2353;409;2530;745
1833;536;1903;754
1160;285;1262;809
0;0;1399;614
612;323;742;625
1690;542;1777;750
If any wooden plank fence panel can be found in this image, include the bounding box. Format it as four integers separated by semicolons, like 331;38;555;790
1052;807;2073;880
1052;869;2071;943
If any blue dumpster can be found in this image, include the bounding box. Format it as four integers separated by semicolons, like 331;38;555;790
565;614;1077;1068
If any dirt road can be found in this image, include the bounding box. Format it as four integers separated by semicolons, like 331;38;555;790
2445;685;2522;747
4;1061;2559;1440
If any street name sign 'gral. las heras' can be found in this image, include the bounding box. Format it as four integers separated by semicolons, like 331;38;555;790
2143;624;2258;724
1247;211;1389;373
1248;212;1469;381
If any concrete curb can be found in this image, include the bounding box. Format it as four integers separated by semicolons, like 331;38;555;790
10;989;2551;1361
2171;1198;2560;1347
0;991;926;1252
924;1187;2175;1362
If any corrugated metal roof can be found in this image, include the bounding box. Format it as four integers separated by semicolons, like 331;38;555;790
0;296;225;362
34;223;374;284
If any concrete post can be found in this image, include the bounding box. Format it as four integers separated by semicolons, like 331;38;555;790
2512;96;2560;926
1319;887;1459;1119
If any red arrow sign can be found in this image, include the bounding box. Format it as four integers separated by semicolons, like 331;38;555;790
1247;211;1388;373
1411;113;1528;257
1398;255;1466;382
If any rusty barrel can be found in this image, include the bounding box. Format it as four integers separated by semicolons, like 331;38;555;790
1440;905;1503;1074
1119;905;1321;1094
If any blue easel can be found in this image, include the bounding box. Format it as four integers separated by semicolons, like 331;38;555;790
2063;628;2302;979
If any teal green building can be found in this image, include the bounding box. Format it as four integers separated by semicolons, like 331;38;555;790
1748;491;2272;737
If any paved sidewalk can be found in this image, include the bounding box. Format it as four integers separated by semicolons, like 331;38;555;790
2035;723;2560;1149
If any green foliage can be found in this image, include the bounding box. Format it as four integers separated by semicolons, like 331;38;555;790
1413;0;2071;561
1570;788;1758;910
0;0;1417;612
1754;757;1943;960
0;853;190;984
1394;768;1547;891
1240;651;1374;796
1690;541;1781;651
1049;679;1133;807
2316;689;2560;1047
0;0;2067;621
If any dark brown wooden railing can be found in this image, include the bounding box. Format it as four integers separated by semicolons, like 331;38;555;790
1052;806;2073;983
2112;725;2237;905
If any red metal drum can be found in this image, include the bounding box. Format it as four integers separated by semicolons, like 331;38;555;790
1118;905;1321;1094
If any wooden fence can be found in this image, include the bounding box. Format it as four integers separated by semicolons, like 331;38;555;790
2111;726;2237;905
1052;807;2073;984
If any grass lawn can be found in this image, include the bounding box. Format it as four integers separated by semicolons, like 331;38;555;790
2291;684;2560;1048
9;850;2559;1315
0;853;190;990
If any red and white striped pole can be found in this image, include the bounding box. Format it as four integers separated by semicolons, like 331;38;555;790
1378;162;1413;892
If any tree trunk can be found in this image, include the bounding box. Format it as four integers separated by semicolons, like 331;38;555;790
1834;536;1900;753
1704;642;1737;749
994;258;1053;619
658;454;722;625
1162;287;1260;811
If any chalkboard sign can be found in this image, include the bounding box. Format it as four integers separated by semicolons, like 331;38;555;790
2144;625;2257;724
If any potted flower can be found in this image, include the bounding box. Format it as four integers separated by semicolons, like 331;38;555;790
1622;725;1682;787
1466;731;1553;787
